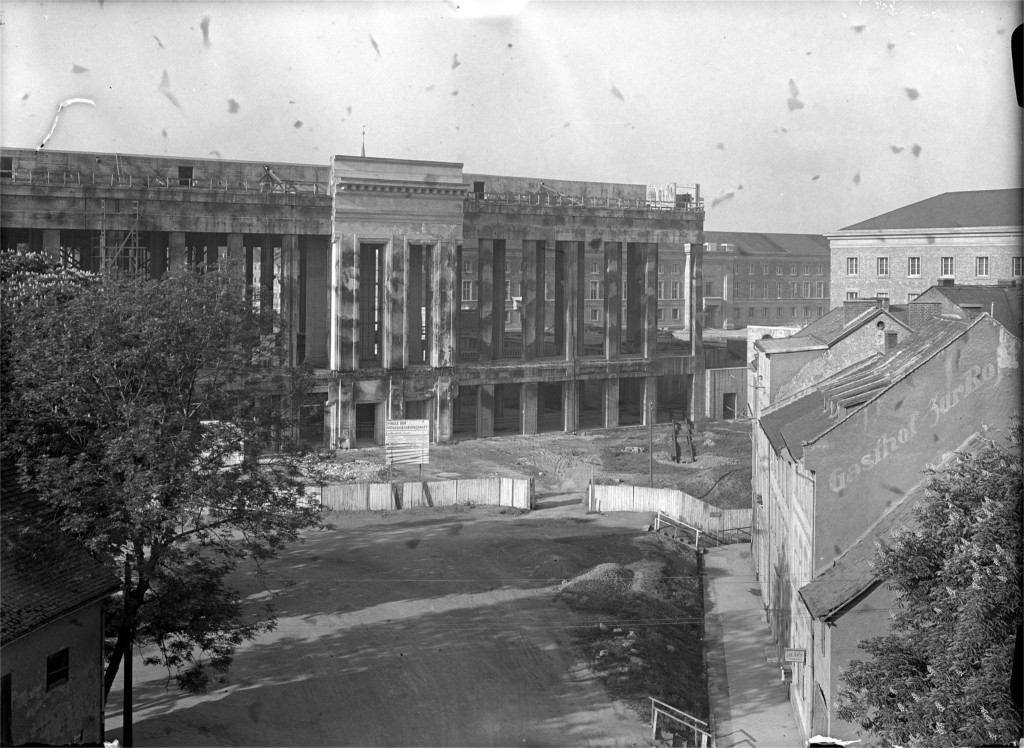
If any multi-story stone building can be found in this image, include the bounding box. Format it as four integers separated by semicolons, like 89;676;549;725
701;231;831;329
0;147;706;448
827;188;1024;306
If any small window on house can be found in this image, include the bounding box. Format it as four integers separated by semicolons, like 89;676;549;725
590;308;600;322
907;256;921;277
589;280;602;300
846;291;859;300
817;306;824;317
846;257;859;276
1014;257;1024;276
178;166;194;187
672;263;680;274
975;256;989;277
876;291;889;299
816;264;824;276
473;181;485;198
671;307;681;320
461;280;476;301
776;264;784;276
877;257;889;276
463;260;473;274
658;263;665;274
0;156;12;179
46;648;69;691
590;262;600;274
940;256;954;277
657;308;665;321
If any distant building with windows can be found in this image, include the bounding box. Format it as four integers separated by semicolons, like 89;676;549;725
701;232;831;329
827;189;1023;307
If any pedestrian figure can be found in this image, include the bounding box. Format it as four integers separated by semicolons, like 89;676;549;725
685;419;697;463
672;421;682;463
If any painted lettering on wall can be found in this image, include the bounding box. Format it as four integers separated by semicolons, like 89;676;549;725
828;363;998;493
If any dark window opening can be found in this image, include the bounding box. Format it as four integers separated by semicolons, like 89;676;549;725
0;156;12;179
2;673;11;745
46;648;69;691
473;181;485;198
178;166;194;187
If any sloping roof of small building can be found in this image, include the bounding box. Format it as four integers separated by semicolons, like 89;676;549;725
1;465;121;646
798;481;924;620
799;434;985;620
918;284;1023;339
838;189;1023;232
703;231;830;257
760;392;830;460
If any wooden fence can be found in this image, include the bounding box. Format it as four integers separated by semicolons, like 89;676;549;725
588;483;751;540
318;477;534;512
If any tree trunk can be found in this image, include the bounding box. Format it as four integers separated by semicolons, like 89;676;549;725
103;577;149;700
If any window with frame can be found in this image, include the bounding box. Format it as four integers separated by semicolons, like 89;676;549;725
776;307;784;318
846;257;858;276
907;292;919;302
876;291;889;299
762;264;769;276
877;257;889;276
846;291;859;300
817;307;824;317
748;281;756;298
775;283;782;299
657;308;665;321
0;156;12;179
588;280;601;300
776;264;784;276
747;307;755;318
816;264;824;276
761;281;769;298
46;648;69;691
803;306;810;317
461;280;476;301
671;307;681;320
463;260;474;274
789;281;799;298
975;256;989;277
907;256;921;277
590;308;600;322
1014;257;1023;276
789;264;798;276
803;264;811;275
658;263;665;274
814;281;825;298
658;282;666;300
672;263;681;274
940;256;954;277
790;307;797;317
671;281;682;299
803;281;812;298
590;262;599;274
748;264;755;276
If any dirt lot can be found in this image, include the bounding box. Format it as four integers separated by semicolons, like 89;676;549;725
336;419;753;511
105;423;749;746
107;506;703;747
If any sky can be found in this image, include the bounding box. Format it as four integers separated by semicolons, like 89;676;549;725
1;0;1020;234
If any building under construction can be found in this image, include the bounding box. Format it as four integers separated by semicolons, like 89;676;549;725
0;147;706;448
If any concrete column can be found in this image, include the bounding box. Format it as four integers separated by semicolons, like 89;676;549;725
260;242;274;315
521;382;539;434
42;229;61;261
431;242;456;368
562;241;582;361
604;241;622;359
563;379;579;433
331;235;359;371
452;244;463;363
382;237;407;370
374;402;387;446
521;240;544;360
494;240;507;358
326;380;355;450
150;234;167;279
625;243;644;353
683;247;692;328
690;239;704;358
281;235;301;367
553;241;565;351
643;376;657;426
477;384;495;438
643;242;659;358
603;378;620;429
387;376;405;421
434;375;453;443
407;244;424;365
478;239;495;362
226;233;244;276
169;232;187;273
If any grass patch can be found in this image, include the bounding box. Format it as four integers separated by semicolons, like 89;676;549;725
557;533;708;728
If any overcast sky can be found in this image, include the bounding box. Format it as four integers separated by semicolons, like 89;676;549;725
1;0;1020;233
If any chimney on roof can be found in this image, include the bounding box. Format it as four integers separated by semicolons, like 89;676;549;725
908;301;943;329
843;298;880;324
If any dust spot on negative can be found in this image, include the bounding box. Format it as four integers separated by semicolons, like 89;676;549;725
890;145;904;154
905;87;920;101
811;175;820;181
405;538;420;549
715;143;725;150
452;53;460;69
294;121;303;128
853;172;861;186
610;84;625;101
851;24;866;33
451;90;459;96
893;399;903;411
200;16;211;46
72;64;89;74
887;42;896;51
369;33;381;56
911;144;922;157
228;99;240;113
21;93;29;101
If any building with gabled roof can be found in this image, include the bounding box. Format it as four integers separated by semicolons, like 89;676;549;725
827;189;1023;307
1;465;121;746
750;312;1021;742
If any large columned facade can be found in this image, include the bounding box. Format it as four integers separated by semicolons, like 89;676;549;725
1;147;705;449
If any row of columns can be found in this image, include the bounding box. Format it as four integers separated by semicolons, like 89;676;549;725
473;239;662;363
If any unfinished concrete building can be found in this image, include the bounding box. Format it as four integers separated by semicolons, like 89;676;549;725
0;147;706;448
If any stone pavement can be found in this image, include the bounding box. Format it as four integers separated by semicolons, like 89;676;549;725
704;542;803;748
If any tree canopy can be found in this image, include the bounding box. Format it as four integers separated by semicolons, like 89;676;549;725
1;251;325;694
836;424;1023;747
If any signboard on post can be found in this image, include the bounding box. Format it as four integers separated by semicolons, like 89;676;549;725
784;648;806;664
385;419;430;465
645;182;677;208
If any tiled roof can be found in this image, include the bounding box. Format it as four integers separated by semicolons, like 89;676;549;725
703;231;830;257
924;284;1023;339
792;306;846;341
760;393;830;460
1;465;121;645
755;337;826;354
839;189;1023;232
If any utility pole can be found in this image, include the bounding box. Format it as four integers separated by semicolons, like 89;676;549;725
122;556;132;748
648;399;655;487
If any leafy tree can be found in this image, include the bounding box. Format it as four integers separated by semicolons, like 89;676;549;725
836;424;1023;747
1;252;325;694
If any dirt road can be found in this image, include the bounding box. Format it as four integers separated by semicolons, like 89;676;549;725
106;506;687;747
